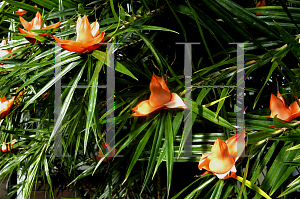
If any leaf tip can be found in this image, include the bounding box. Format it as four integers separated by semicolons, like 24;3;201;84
122;178;127;185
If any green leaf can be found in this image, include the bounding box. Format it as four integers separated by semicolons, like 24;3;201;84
165;112;174;197
278;183;300;198
30;28;60;34
194;103;235;129
236;176;272;199
152;140;166;179
210;179;224;199
177;109;196;157
171;177;202;199
141;114;164;194
92;50;138;80
274;20;300;62
253;62;277;109
47;8;76;20
278;0;299;29
272;134;300;141
220;181;234;199
32;0;58;10
215;74;234;117
125;120;157;180
110;0;118;21
84;66;99;154
186;0;214;64
252;142;296;198
185;176;216;199
117;115;158;154
250;141;277;183
43;155;53;198
5;0;41;13
111;25;179;37
288;0;300;5
216;0;279;39
270;146;300;195
272;115;294;129
238;154;251;199
202;0;265;48
287;143;300;151
135;30;164;75
22;58;82;111
46;62;85;153
167;3;187;42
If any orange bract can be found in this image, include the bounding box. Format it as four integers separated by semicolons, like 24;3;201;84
0;91;23;119
0;39;12;62
93;142;118;162
198;133;245;179
256;0;266;7
52;15;105;54
0;96;15;119
270;92;300;121
18;11;61;43
256;0;266;16
1;142;7;153
131;73;186;116
15;8;27;16
1;139;17;153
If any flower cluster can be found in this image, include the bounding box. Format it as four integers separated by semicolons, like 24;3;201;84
18;11;61;44
52;15;105;54
131;73;186;116
17;10;105;54
198;133;245;179
270;92;300;121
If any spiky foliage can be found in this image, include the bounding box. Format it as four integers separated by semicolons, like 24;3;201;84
0;0;300;198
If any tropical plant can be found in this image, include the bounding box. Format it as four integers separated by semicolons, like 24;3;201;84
0;0;300;199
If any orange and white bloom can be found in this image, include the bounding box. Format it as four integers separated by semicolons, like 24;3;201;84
2;139;17;153
0;96;15;119
131;73;186;116
198;133;245;179
0;39;12;60
18;11;61;43
52;14;105;54
270;92;300;121
15;8;27;16
1;142;7;153
0;91;23;119
93;142;118;162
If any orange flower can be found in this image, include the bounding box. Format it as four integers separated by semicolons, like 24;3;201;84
198;133;245;179
42;92;49;99
256;0;266;16
0;96;15;119
1;139;16;153
52;14;105;54
15;8;27;16
93;142;118;162
1;142;7;153
270;92;300;121
18;11;61;43
256;0;266;7
131;74;186;116
0;91;23;119
0;39;12;61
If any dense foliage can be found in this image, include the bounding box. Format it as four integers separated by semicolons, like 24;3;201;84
0;0;300;198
